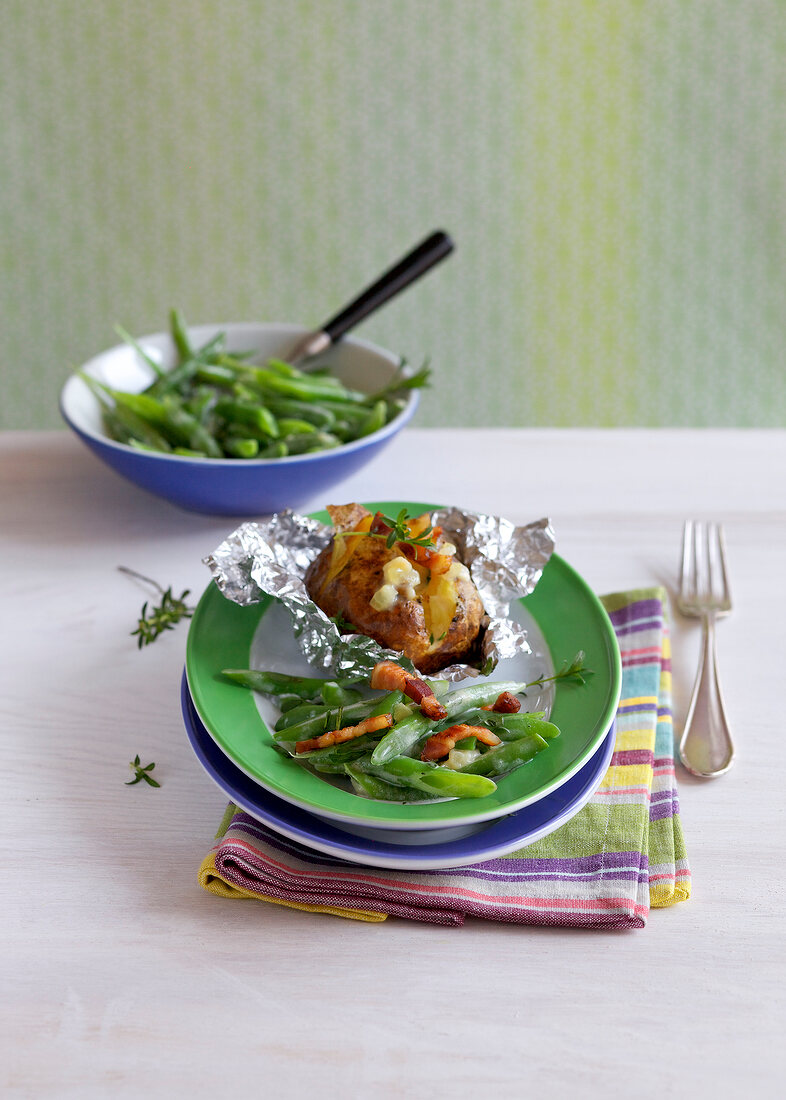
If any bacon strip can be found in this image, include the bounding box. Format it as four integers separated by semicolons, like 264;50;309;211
295;713;393;754
421;723;501;762
369;512;394;536
399;542;452;573
370;661;448;720
481;691;522;714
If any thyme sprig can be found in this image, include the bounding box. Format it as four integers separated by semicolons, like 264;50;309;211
119;566;194;648
365;508;436;550
528;651;594;688
125;755;160;787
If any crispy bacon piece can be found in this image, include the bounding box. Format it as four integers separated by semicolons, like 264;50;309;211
295;713;393;754
420;723;501;762
369;512;394;536
481;691;522;714
399;542;452;573
370;660;448;720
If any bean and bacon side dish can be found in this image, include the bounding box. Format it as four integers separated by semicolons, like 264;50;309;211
221;659;562;803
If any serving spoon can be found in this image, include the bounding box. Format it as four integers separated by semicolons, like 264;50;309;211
286;229;454;366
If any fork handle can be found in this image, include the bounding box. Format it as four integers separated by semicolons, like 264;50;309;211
679;612;735;778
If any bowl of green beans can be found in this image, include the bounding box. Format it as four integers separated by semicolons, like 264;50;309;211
59;313;426;516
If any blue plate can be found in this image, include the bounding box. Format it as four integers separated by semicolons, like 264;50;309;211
182;673;616;870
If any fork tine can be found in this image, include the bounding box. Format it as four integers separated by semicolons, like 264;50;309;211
706;522;718;602
715;523;731;604
680;519;693;598
695;520;705;600
703;517;716;598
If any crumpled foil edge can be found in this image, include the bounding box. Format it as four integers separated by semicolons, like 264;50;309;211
204;507;555;681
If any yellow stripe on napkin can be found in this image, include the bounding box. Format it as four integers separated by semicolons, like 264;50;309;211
197;851;387;922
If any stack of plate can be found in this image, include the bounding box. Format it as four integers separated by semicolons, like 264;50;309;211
183;539;622;872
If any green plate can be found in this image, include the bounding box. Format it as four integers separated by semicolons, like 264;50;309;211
185;501;622;829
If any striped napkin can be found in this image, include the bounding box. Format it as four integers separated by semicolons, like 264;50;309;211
198;588;690;927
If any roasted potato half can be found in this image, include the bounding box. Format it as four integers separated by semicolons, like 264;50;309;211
305;506;485;673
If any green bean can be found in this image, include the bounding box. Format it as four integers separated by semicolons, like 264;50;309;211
368;712;433;766
95;386;169;426
423;706;548;738
370;689;405;715
265;357;304;378
306;398;373;421
173;446;208;457
493;713;561;741
271;682;362;726
344;764;436;802
357;399;387;437
169;308;193;361
194;363;238;387
276;693;305;713
220;668;361;699
279;431;341;455
213;399;279;439
259;440;289;458
266;398;336;430
238;365;351;403
222;436;260;459
368;756;496;799
320;682;364;707
274;703;329;731
277;418;317;436
458;732;550;776
331;420;355;442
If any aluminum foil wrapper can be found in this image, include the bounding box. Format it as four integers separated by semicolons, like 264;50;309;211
204;508;555;682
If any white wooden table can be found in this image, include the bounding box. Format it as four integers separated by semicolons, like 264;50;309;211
2;428;784;1099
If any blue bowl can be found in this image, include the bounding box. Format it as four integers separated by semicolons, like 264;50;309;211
60;322;420;516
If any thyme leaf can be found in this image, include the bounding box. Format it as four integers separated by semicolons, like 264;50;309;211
119;566;194;647
364;508;436;550
125;754;161;787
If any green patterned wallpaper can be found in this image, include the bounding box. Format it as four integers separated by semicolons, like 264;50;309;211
1;0;784;429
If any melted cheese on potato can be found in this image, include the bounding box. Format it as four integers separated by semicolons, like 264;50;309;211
370;555;422;610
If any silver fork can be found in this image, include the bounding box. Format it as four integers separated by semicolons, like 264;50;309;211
677;520;735;777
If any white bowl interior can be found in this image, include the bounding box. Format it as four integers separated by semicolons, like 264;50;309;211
62;322;409;447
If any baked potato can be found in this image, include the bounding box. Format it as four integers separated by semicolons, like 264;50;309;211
305;505;485;674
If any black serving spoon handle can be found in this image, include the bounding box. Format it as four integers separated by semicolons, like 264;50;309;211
287;229;454;365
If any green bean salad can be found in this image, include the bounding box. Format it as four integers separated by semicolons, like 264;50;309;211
80;310;429;460
221;665;561;803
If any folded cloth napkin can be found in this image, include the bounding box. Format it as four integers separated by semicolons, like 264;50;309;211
198;588;690;927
